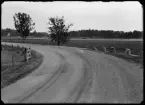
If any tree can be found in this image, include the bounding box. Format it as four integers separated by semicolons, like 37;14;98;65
47;16;73;46
13;12;35;42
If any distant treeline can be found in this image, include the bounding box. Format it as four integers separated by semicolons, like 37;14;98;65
1;28;48;37
1;28;19;36
69;29;143;39
1;28;143;39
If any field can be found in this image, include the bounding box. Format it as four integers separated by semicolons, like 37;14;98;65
1;45;43;88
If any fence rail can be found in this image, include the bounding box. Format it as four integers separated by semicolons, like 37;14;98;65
1;43;32;64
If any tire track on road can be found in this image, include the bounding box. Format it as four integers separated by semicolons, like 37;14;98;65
66;51;98;103
103;57;143;103
11;51;67;103
23;47;85;103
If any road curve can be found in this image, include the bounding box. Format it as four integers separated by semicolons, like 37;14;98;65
1;43;143;103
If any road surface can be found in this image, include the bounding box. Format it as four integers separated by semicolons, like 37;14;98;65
1;42;143;103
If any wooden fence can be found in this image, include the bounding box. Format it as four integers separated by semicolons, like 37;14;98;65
1;43;32;62
93;46;143;57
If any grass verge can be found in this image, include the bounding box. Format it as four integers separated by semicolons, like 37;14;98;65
1;48;44;89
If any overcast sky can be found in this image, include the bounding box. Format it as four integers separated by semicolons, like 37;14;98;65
2;1;143;32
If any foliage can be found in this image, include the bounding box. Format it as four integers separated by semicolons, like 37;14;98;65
69;30;143;39
1;29;142;39
47;16;73;46
13;12;35;41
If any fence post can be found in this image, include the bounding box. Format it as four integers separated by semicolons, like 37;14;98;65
139;51;143;57
103;47;107;53
110;46;116;54
26;47;31;61
93;47;98;51
125;48;131;55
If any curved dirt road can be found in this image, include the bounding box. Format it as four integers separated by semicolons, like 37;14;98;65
1;43;143;103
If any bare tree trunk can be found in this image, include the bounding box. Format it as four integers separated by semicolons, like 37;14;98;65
57;40;60;46
57;34;60;46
